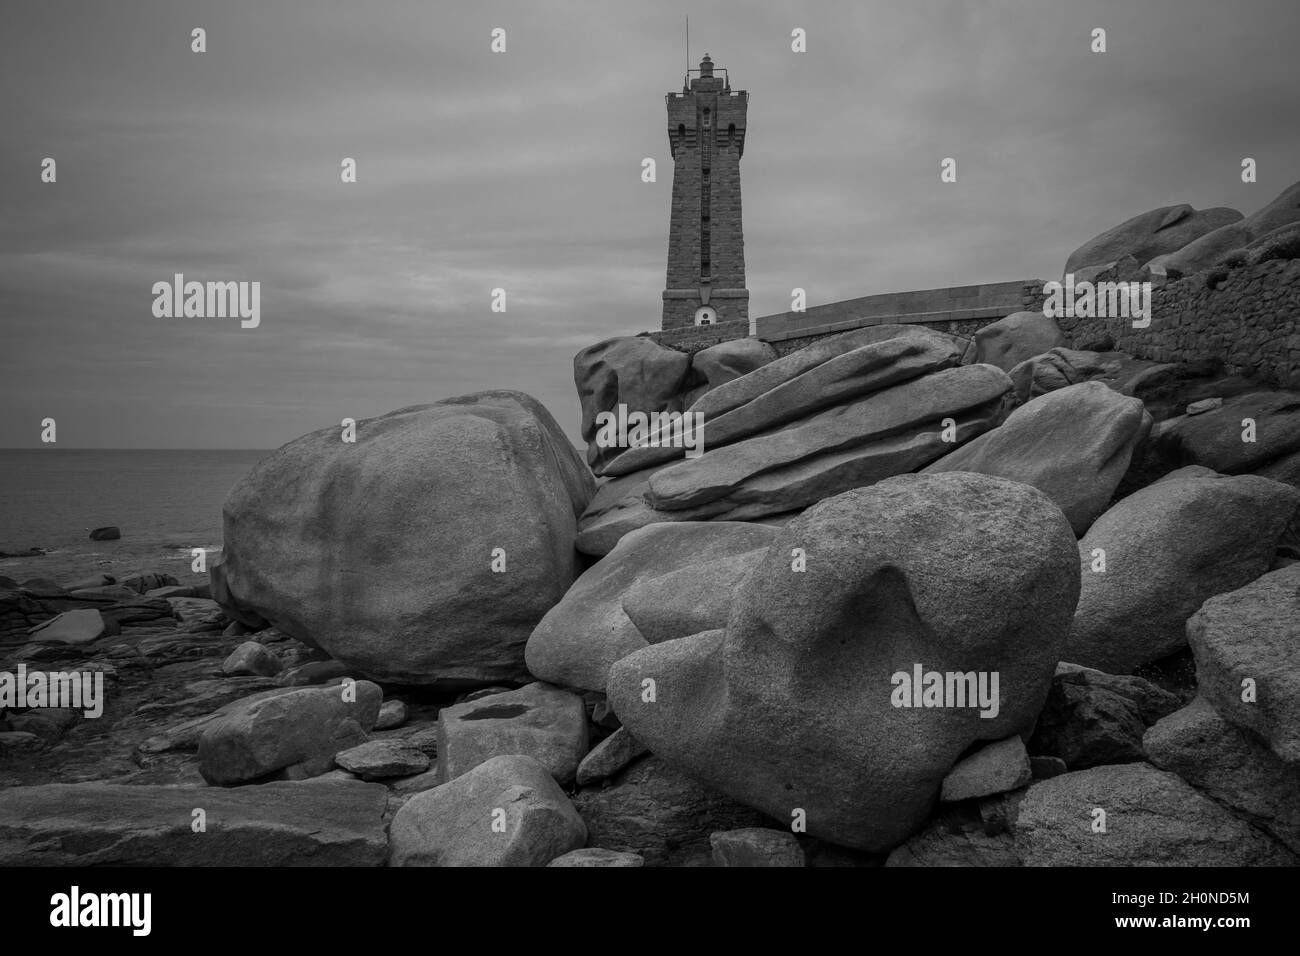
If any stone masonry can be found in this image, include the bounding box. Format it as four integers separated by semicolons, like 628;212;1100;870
662;55;749;331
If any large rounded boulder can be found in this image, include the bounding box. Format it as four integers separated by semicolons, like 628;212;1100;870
214;390;594;686
608;472;1081;852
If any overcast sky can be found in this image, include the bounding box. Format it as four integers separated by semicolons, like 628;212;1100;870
2;0;1298;449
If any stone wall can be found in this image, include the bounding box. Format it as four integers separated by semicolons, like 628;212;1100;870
650;279;1049;356
649;318;751;353
1055;259;1300;389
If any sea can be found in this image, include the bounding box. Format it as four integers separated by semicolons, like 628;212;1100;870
0;449;269;586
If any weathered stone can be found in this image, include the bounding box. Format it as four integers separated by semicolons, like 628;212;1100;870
885;812;1022;867
1146;697;1300;854
277;660;354;686
1156;391;1300;474
527;521;774;692
119;571;177;593
608;473;1080;852
710;828;806;867
197;680;383;785
972;312;1067;372
940;736;1032;802
221;641;281;678
389;755;586;867
1187;563;1300;763
1186;397;1223;415
574;463;696;556
1028;663;1181;770
575;336;691;474
925;381;1149;535
608;327;964;475
88;526;120;541
436;682;588;785
576;727;649;786
335;739;430;780
1068;468;1300;671
1015;763;1296;866
215;390;593;686
685;338;778;406
375;699;407;730
0;781;389;866
547;848;644;867
1149;181;1300;278
687;324;933;421
1259;447;1300;490
1007;347;1111;402
573;755;770;867
26;609;111;645
1064;204;1243;276
168;596;224;628
644;364;1015;520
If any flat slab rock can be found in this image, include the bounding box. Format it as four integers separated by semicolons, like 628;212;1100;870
0;781;389;866
335;739;430;780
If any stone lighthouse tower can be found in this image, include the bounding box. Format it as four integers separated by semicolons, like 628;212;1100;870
662;55;749;330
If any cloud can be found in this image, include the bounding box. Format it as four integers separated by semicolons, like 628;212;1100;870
1;0;1297;448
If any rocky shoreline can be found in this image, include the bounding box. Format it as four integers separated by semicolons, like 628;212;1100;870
3;184;1300;867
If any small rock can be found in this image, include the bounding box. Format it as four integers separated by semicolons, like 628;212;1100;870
389;769;441;796
146;585;197;599
64;574;114;590
167;597;224;628
335;740;431;781
222;621;251;638
222;641;282;678
67;585;138;601
548;848;644;867
940;736;1032;802
1029;663;1182;769
388;755;586;867
278;660;354;687
290;769;361;784
576;726;648;786
197;680;383;785
118;572;176;593
710;828;806;867
27;609;112;645
459;686;516;703
88;526;120;541
574;756;769;867
1186;397;1223;415
375;699;407;730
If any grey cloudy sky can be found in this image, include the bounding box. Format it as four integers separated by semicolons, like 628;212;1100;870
2;0;1298;448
